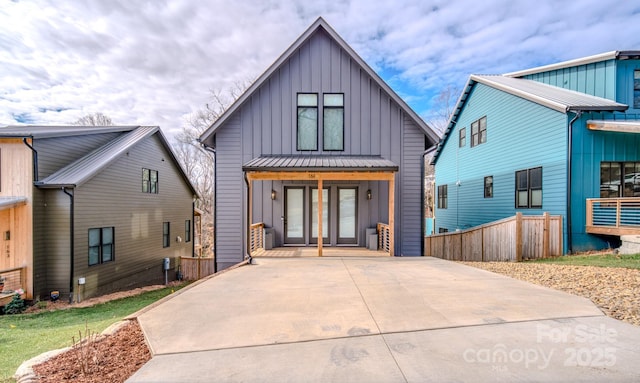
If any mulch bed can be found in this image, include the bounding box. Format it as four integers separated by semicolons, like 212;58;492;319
32;320;150;383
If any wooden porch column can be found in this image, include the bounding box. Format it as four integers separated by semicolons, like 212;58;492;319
317;178;323;257
388;173;395;256
247;177;253;257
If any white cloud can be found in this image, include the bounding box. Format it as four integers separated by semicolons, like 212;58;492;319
1;0;639;137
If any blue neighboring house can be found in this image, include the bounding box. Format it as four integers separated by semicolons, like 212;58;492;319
432;50;640;254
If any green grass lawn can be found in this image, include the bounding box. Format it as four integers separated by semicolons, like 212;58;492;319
0;285;185;382
530;253;640;269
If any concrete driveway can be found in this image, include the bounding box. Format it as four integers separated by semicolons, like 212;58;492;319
127;256;640;382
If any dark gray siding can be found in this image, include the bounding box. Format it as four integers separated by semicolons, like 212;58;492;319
40;133;193;299
209;28;430;266
33;132;121;179
40;189;71;298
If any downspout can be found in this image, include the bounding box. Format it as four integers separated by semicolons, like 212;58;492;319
566;110;582;255
202;144;218;273
62;187;75;303
243;172;253;265
23;137;38;181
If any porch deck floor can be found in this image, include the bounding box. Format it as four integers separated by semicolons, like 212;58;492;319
252;247;389;258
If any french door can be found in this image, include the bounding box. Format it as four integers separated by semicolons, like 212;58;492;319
337;187;357;244
284;187;305;244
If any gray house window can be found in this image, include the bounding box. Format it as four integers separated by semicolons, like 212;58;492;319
634;70;640;109
471;116;487;147
185;220;191;242
459;128;466;147
437;185;448;209
143;168;158;193
323;93;344;151
89;227;114;266
163;222;170;248
297;93;318;151
484;176;493;198
516;167;542;208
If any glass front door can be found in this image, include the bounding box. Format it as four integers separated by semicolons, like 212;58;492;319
284;187;305;244
337;187;357;244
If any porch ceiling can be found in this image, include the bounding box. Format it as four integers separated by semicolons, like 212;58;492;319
587;120;640;133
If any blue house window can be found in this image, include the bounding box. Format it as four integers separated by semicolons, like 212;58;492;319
297;93;318;151
634;70;640;109
323;93;344;151
516;167;542;208
437;185;448;209
471;116;487;147
459;128;466;147
89;227;114;266
601;162;640;198
484;176;493;198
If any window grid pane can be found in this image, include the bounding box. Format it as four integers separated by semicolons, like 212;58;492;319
297;107;318;150
323;108;344;150
459;128;466;147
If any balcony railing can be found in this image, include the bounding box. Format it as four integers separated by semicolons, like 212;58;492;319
586;198;640;235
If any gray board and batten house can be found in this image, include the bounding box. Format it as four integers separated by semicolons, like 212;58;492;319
0;125;198;302
199;17;439;270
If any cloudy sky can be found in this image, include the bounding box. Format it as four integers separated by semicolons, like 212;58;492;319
2;0;639;139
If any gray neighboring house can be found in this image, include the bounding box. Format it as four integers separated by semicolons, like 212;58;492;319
199;17;439;270
0;125;198;302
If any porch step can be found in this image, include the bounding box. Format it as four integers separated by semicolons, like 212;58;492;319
618;235;640;255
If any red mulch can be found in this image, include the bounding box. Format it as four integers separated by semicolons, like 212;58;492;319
32;320;150;382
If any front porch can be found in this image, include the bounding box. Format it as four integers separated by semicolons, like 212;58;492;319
586;198;640;235
251;246;390;258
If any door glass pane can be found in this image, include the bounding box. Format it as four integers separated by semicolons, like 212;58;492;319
339;189;356;238
311;188;329;238
287;189;304;238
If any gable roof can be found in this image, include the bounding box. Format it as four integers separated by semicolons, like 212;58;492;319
199;17;439;145
431;74;629;165
31;126;198;196
504;50;640;78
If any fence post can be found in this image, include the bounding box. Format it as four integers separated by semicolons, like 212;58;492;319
515;212;523;262
543;212;550;259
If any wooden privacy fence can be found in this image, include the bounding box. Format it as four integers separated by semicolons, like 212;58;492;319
180;257;215;280
424;212;563;262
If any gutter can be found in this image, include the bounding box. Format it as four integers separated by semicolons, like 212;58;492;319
62;187;75;303
566;111;582;254
22;137;38;181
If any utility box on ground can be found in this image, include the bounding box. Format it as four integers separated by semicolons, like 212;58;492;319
264;228;274;250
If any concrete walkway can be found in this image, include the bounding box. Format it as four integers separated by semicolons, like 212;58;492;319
127;257;640;382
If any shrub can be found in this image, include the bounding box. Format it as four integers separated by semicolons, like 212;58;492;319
3;293;26;315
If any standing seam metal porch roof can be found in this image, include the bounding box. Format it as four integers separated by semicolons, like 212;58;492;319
243;155;398;172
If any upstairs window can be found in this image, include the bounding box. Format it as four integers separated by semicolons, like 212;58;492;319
471;116;487;147
459;128;466;147
437;185;448;209
89;227;114;266
185;220;191;242
323;93;344;151
516;167;542;208
297;93;318;151
634;70;640;109
143;168;158;193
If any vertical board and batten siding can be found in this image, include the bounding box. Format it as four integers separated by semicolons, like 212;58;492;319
401;118;427;255
521;59;617;100
33;132;122;179
210;28;428;267
43;134;194;299
434;83;568;250
569;111;640;251
0;140;34;298
616;60;640;110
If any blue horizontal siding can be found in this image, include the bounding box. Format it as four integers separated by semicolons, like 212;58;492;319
435;83;567;237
